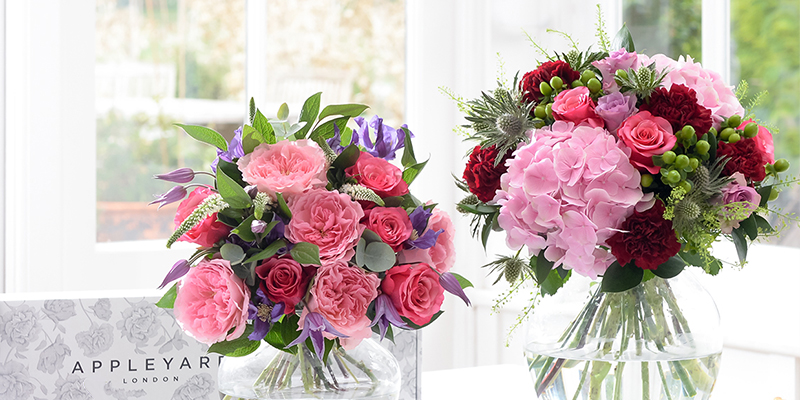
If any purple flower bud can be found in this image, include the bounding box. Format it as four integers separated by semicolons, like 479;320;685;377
154;167;195;184
244;185;259;198
440;272;471;306
158;259;190;289
251;219;268;234
148;186;187;209
288;312;348;360
370;294;408;341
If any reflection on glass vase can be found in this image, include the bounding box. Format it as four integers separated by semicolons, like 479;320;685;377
218;338;401;400
524;271;722;400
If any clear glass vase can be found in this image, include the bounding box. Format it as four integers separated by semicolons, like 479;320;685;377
524;271;722;400
218;338;401;400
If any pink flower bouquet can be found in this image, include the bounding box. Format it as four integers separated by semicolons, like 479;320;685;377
153;95;471;374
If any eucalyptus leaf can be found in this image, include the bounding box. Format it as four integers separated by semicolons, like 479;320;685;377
155;283;178;309
296;92;322;139
216;167;252;209
242;239;288;264
600;261;643;293
174;123;227;151
220;243;246;265
288;122;308;135
653;256;686;279
363;242;396;272
361;229;383;244
355;238;367;267
290;242;322;266
277;103;290;121
318;103;369;120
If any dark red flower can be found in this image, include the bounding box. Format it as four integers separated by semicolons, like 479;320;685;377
606;202;681;270
519;60;581;104
717;138;769;182
640;84;712;136
463;145;511;203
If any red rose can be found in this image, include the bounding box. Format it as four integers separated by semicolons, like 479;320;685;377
381;263;444;326
173;186;230;247
346;152;409;197
255;256;315;314
717;138;769;182
606;202;681;270
463;145;511;203
640;84;713;135
519;60;581;104
364;207;413;251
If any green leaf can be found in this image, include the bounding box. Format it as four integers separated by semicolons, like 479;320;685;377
175;123;227;151
156;283;178;309
641;270;656;283
740;214;758;241
363;242;396;272
253;110;276;144
458;203;499;215
241;125;263;154
732;227;748;264
242;239;288;264
540;267;571;296
355;238;367;267
756;185;772;207
220;243;246;265
601;261;643;293
449;272;474;289
276;193;292;219
534;250;554;285
361;229;382;243
402;160;428;186
290;242;322;265
678;251;704;267
295;92;322;139
217;160;247;187
277;103;290;121
480;219;492;250
231;215;257;242
754;214;774;233
402;311;444;329
611;23;635;52
331;144;361;170
653;256;686;279
318;103;369;120
216;167;252;209
208;326;260;357
704;259;722;275
400;127;417;168
310;117;349;143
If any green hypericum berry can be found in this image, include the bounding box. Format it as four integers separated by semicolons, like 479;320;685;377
709;127;718;137
615;69;629;80
571;80;583;88
662;151;677;164
679;180;692;193
534;105;547;119
695;140;710;155
675;154;690;169
581;70;596;84
666;170;681;184
720;128;735;141
587;78;602;93
549;76;563;91
641;174;654;187
744;122;759;138
727;114;742;128
774;158;790;173
545;103;553;118
540;81;553;96
689;158;700;170
728;133;741;143
769;187;780;201
682;125;696;138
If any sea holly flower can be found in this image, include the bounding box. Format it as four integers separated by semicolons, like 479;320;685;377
211;126;245;172
369;294;408;340
149;185;187;209
439;272;471;306
158;259;190;289
288;312;348;360
248;289;284;341
155;168;196;184
351;115;409;160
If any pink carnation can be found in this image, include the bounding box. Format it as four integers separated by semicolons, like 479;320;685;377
496;121;643;278
397;208;456;273
285;189;365;265
237;140;328;199
173;259;249;345
307;260;380;349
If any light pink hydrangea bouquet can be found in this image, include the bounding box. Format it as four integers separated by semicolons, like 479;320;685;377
152;94;470;394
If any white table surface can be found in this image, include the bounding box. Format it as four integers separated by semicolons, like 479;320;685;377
422;364;536;399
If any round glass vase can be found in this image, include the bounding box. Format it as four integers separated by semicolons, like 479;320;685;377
218;338;401;400
524;271;722;400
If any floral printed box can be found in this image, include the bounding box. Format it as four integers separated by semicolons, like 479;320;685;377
0;293;420;400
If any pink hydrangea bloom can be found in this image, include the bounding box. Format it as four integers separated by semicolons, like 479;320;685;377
496;122;644;278
237;140;328;199
173;259;250;345
639;54;744;128
285;189;365;265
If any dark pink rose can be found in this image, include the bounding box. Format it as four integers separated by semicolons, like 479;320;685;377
381;263;444;327
551;87;604;128
256;256;315;314
345;152;409;198
617;111;677;174
364;207;413;251
173;186;230;247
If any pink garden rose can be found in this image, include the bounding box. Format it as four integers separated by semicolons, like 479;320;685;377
307;260;380;349
551;87;604;128
174;186;230;247
738;119;775;164
381;263;444;327
592;48;639;92
285;189;365;264
255;256;314;314
396;208;456;273
237;140;328;199
173;259;249;345
345;152;409;198
617;111;677;174
364;207;413;251
595;92;638;133
717;172;762;234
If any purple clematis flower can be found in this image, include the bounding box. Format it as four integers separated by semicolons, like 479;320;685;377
406;206;443;249
248;289;285;341
440;272;471;306
288;312;348;360
148;185;187;209
154;167;196;184
351;116;411;160
326;123;352;154
211;126;245;172
369;294;408;341
158;259;190;289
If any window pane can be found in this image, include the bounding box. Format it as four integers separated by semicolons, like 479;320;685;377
95;0;246;242
623;0;702;60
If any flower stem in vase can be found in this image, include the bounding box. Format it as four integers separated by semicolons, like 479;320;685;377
588;361;611;399
642;362;650;400
334;345;379;396
657;362;675;400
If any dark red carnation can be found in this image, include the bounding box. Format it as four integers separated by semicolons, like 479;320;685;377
640;84;712;136
519;60;581;104
717;138;769;182
463;145;511;203
606;202;681;270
